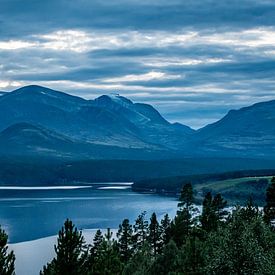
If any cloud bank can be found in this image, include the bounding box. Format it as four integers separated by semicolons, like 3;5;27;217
1;0;275;128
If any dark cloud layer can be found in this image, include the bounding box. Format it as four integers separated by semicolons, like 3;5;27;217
2;0;275;37
1;0;275;128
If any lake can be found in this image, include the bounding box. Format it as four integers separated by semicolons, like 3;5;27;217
0;183;178;274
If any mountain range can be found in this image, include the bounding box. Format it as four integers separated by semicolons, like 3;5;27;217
0;85;274;160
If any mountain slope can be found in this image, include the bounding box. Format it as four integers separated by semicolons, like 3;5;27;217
0;123;172;160
194;100;275;157
0;123;76;157
92;94;194;149
1;85;275;160
0;85;193;150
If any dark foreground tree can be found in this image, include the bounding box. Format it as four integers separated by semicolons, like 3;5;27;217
40;182;275;275
200;192;227;232
264;177;275;225
123;243;152;275
149;240;178;274
159;213;171;246
148;212;161;257
204;206;275;274
0;226;15;275
171;183;197;246
132;211;149;252
117;219;133;262
40;219;86;275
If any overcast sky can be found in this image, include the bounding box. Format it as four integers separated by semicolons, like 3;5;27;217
1;0;275;128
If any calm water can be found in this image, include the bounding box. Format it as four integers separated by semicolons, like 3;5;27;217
0;183;178;243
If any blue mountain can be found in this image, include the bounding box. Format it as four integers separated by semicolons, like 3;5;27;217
0;85;274;159
0;85;193;158
194;100;275;157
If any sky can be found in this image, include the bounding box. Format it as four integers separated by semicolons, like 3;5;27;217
1;0;275;129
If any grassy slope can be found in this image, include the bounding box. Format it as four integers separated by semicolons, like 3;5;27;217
133;172;275;205
194;176;273;204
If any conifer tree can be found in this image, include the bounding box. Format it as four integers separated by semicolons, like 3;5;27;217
149;212;161;257
264;177;275;225
212;193;227;220
123;243;152;275
171;183;197;246
177;182;194;211
150;240;178;274
204;207;275;274
133;211;149;251
160;213;171;246
177;236;204;274
85;229;104;273
41;219;86;275
117;219;133;262
200;192;227;232
0;226;15;275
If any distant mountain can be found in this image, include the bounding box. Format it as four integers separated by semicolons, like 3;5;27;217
1;85;275;160
92;94;194;149
0;123;76;158
0;122;172;160
194;100;275;157
0;85;193;152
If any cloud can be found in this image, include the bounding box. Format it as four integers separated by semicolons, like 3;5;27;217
103;71;182;83
0;40;37;50
1;1;275;128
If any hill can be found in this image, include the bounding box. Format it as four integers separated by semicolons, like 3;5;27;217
194;100;275;158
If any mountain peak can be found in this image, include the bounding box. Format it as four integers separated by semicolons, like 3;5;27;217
11;85;54;94
95;94;133;107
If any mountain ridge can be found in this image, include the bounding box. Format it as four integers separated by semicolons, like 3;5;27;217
1;85;275;159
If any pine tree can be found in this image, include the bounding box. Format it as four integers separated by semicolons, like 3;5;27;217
41;219;86;275
133;211;149;251
200;192;227;232
117;219;133;262
171;183;197;246
204;208;275;274
149;212;161;257
86;228;122;275
177;182;194;211
85;229;104;273
123;243;152;275
212;193;227;221
150;240;178;274
264;177;275;225
200;192;215;232
0;226;15;275
160;213;171;246
177;236;204;274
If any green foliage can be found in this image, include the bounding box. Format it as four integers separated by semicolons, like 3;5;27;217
204;208;275;274
178;182;194;210
40;219;86;275
132;211;149;252
171;183;197;246
159;214;171;246
123;244;152;275
39;182;275;275
117;219;133;262
176;236;205;274
149;240;178;274
200;192;227;232
84;228;123;275
148;212;161;257
0;226;15;275
264;176;275;225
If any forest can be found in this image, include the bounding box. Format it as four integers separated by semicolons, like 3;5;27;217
1;177;275;275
